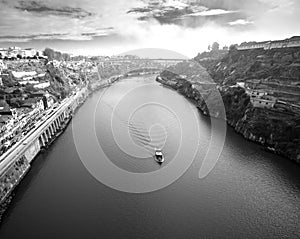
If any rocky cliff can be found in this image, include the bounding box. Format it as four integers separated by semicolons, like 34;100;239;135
202;47;300;88
158;52;300;163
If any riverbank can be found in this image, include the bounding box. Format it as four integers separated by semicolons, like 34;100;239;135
156;74;300;164
1;75;299;239
0;76;116;210
0;87;90;220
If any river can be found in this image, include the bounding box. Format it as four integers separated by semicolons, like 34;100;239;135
0;76;299;238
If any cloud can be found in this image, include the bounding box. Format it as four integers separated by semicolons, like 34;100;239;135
127;0;248;27
228;19;254;26
0;0;119;42
15;0;93;18
0;0;299;57
186;9;238;17
0;28;115;42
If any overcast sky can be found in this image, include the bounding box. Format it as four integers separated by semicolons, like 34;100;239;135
0;0;299;57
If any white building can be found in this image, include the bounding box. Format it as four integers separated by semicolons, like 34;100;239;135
34;82;50;89
0;47;45;59
12;71;37;79
237;36;300;51
23;48;37;58
0;49;8;58
19;80;39;85
251;98;276;108
0;60;7;70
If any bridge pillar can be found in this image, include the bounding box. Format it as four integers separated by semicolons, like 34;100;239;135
54;119;59;130
42;132;48;143
53;123;57;133
43;131;49;142
53;122;57;132
43;134;46;145
48;126;52;136
53;124;56;134
49;125;54;136
39;135;45;147
46;128;52;138
57;117;62;127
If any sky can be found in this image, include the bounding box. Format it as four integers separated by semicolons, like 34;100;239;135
0;0;299;57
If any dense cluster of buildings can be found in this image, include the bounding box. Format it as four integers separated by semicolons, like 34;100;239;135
0;47;47;60
0;46;98;204
0;93;55;155
0;59;50;89
237;36;300;51
0;51;97;157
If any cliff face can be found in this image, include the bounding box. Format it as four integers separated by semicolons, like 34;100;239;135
158;54;300;164
45;63;71;99
203;47;300;87
234;107;300;161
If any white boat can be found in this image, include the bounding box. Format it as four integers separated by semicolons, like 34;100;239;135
154;149;164;164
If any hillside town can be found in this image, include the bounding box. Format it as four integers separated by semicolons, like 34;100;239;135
0;47;176;159
1;38;300;162
0;47;46;60
0;47;102;157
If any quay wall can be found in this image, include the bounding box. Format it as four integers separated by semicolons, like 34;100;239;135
0;87;89;205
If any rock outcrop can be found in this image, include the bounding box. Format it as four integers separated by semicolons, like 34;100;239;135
158;54;300;163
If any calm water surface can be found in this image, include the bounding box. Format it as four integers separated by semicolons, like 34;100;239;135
0;76;299;238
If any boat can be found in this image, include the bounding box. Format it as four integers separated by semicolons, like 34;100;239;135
154;149;164;165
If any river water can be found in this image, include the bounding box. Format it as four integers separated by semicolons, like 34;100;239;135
0;76;299;238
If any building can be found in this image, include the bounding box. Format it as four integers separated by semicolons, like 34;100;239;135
7;47;21;58
0;60;7;70
11;71;38;81
0;48;8;58
0;47;46;60
247;88;277;108
34;82;50;89
251;97;276;108
237;36;300;51
23;48;37;58
0;60;6;86
250;89;268;98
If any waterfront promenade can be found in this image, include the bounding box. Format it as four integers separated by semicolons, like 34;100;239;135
0;88;87;180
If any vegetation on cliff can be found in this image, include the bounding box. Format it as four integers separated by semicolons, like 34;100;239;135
159;46;300;163
198;46;300;87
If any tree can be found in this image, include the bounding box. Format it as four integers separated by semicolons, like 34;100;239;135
229;44;238;52
208;45;211;51
211;42;220;51
25;84;36;92
54;51;62;61
44;48;55;61
62;53;71;61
